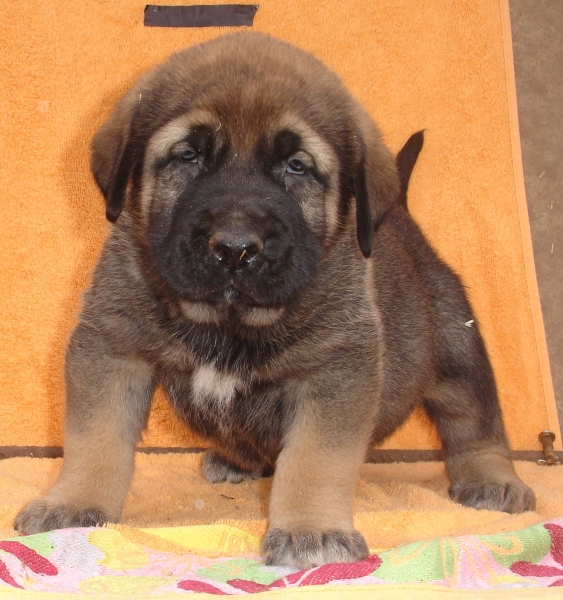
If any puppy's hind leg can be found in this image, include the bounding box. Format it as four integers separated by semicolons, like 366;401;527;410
14;325;155;534
423;314;535;514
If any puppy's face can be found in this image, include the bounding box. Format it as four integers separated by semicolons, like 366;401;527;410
143;109;335;309
91;33;399;324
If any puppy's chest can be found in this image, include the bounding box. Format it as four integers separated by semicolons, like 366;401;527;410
161;360;287;438
190;363;245;405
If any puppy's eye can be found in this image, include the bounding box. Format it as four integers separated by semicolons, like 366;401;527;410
287;159;307;175
179;150;198;163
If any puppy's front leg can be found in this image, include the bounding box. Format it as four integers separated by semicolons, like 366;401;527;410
15;324;155;534
263;384;373;568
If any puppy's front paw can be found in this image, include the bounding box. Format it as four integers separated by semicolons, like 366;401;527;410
262;528;368;568
450;479;536;514
14;499;111;534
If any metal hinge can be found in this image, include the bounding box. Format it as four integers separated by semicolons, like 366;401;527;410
538;430;561;465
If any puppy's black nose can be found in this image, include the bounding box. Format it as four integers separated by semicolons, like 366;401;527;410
209;232;263;271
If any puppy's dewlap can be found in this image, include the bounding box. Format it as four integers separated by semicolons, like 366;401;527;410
14;32;535;568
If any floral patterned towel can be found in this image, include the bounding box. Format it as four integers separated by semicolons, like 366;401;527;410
1;519;563;596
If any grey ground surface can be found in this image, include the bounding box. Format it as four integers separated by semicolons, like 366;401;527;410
510;1;563;431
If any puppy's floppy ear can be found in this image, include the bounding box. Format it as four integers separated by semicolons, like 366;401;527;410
353;116;399;258
91;84;145;222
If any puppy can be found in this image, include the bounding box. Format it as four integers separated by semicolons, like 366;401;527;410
15;32;535;568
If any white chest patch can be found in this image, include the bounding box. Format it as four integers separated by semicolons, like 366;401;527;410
191;364;240;405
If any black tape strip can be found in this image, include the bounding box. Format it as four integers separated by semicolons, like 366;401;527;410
144;5;258;28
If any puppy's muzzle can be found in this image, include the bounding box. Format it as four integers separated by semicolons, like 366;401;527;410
209;231;264;272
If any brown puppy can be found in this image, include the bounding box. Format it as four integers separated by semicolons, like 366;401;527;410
15;32;535;568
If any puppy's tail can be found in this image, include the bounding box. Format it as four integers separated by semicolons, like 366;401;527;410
395;130;424;208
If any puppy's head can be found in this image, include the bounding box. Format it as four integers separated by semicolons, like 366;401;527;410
91;33;398;322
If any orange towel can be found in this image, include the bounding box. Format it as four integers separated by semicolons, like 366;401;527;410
0;0;557;450
2;454;563;546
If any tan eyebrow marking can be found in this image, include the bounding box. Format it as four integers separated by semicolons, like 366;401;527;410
277;113;337;177
277;113;340;241
139;111;220;219
145;110;220;161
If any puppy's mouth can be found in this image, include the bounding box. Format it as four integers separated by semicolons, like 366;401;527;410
203;283;274;307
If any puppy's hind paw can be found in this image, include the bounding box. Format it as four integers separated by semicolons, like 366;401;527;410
262;528;369;569
201;450;263;484
14;499;112;535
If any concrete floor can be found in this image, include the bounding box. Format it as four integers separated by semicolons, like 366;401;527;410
510;1;563;429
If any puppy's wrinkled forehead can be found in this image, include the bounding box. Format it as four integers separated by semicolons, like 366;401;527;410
146;101;336;177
